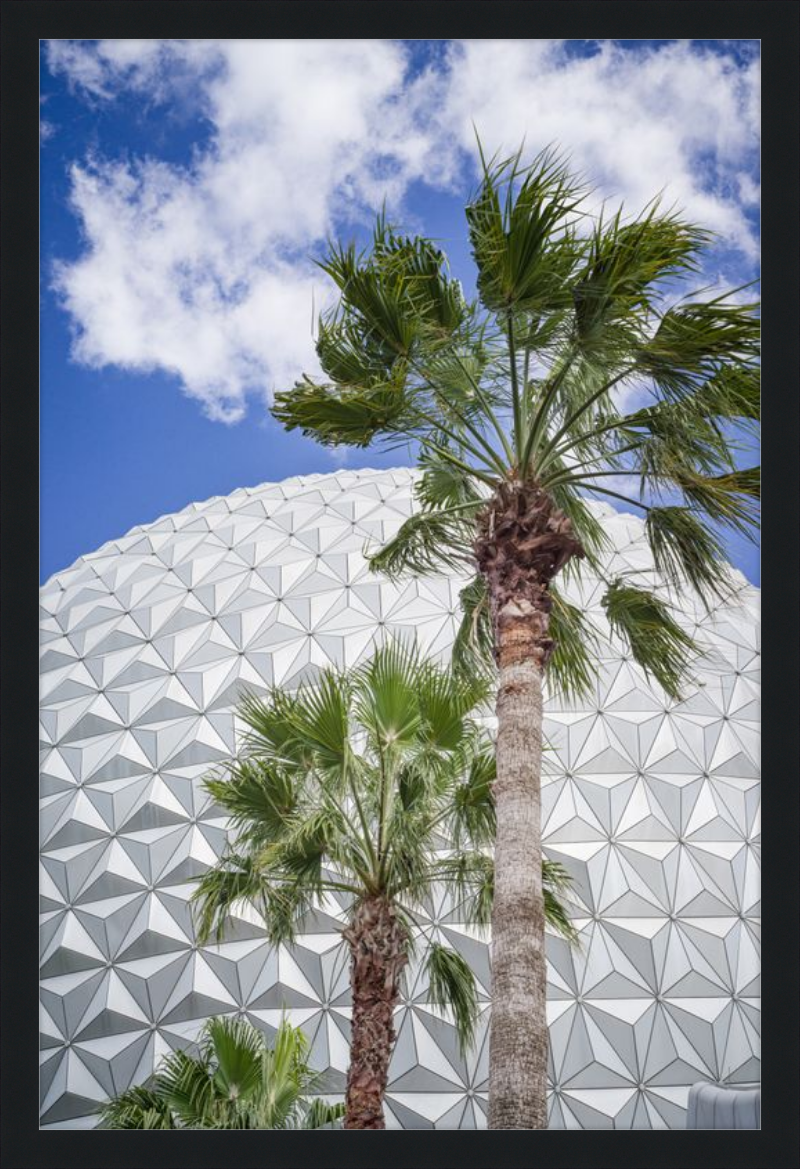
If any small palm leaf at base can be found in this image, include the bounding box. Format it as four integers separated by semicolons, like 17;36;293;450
97;1085;175;1129
299;1098;347;1130
97;1016;340;1130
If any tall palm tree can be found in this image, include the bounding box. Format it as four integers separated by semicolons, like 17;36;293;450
270;146;760;1128
192;643;576;1129
98;1015;344;1129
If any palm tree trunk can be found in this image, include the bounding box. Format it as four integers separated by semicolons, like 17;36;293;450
475;482;583;1129
342;895;408;1130
488;604;549;1129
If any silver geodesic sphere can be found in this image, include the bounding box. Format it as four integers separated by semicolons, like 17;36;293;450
40;468;760;1129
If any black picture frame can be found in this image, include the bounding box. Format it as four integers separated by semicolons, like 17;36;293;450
3;3;798;1167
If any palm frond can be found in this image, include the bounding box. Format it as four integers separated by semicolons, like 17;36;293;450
353;640;424;753
237;687;311;765
547;585;599;702
637;297;760;402
547;480;611;570
466;145;585;316
675;467;760;538
416;446;485;509
262;811;332;894
542;858;580;943
693;364;760;425
274;670;350;773
428;851;495;928
573;201;708;359
191;852;316;947
601;579;697;700
618;398;737;485
424;942;480;1056
98;1085;176;1130
451;575;495;680
101;1015;326;1130
451;744;496;847
414;660;491;753
204;1016;264;1105
204;758;296;845
300;1098;346;1129
646;505;733;605
154;1047;216;1128
429;851;577;940
191;853;268;945
271;373;414;449
367;506;474;581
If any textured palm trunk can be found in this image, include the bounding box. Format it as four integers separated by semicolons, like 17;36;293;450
342;895;408;1130
475;482;583;1130
488;614;549;1128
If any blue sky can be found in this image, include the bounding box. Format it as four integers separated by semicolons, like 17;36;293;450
40;39;760;584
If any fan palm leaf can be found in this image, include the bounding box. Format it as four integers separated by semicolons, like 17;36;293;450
99;1017;338;1130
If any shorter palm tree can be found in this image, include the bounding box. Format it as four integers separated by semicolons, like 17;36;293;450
98;1015;344;1130
192;642;575;1129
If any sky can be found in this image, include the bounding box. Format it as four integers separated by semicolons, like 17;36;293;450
40;39;760;585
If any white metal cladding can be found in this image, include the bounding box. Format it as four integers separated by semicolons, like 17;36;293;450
39;468;760;1129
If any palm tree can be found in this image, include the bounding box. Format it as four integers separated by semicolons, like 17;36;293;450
191;642;576;1129
270;146;760;1128
98;1015;344;1129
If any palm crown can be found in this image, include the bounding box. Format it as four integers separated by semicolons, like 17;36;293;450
193;642;576;1051
273;146;759;698
98;1015;344;1130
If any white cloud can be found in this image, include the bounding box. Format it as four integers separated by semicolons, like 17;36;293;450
438;40;760;256
40;94;56;142
46;39;759;422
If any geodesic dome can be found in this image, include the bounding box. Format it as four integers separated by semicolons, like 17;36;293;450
40;467;760;1129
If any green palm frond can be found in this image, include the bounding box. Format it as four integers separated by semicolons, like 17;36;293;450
416;446;485;509
271;373;414;449
646;506;733;605
573;201;707;358
367;505;475;580
271;671;350;773
618;398;737;485
547;586;599;702
257;1018;315;1129
192;853;268;944
544;894;579;944
100;1016;332;1130
98;1085;176;1130
191;853;316;947
602;579;697;700
415;659;491;753
451;575;495;679
204;1015;264;1105
452;745;496;847
693;365;760;425
315;313;397;389
466;145;585;316
300;1098;346;1129
636;296;760;402
154;1047;216;1127
353;639;424;753
675;467;760;538
237;687;310;765
547;480;611;570
424;942;480;1056
204;758;296;844
430;851;495;927
430;851;577;940
262;810;331;892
